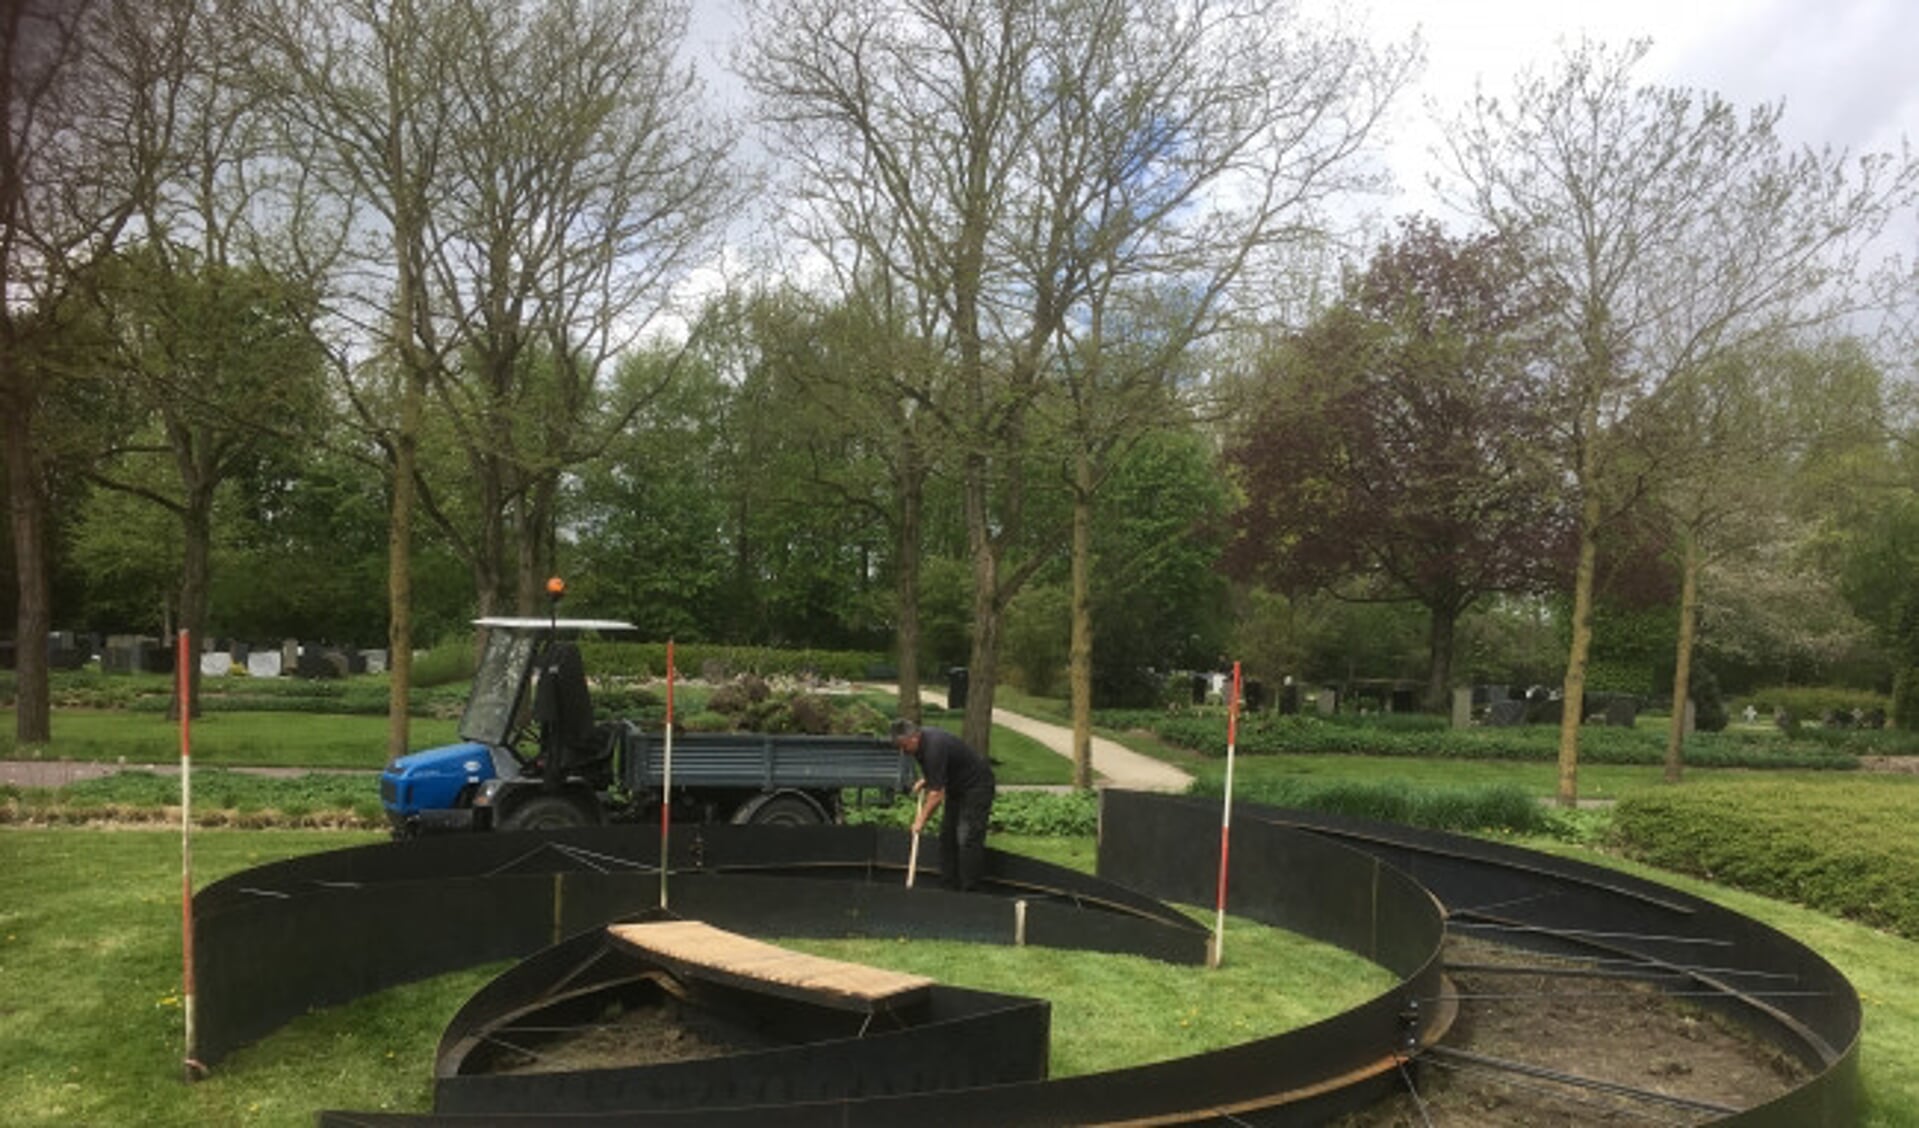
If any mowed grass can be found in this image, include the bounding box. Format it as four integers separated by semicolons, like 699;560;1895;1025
0;828;1384;1125
4;827;1918;1124
0;710;458;770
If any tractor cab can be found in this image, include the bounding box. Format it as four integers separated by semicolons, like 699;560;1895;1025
380;616;636;834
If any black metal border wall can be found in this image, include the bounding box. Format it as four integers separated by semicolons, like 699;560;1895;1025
193;792;1861;1125
1102;793;1863;1127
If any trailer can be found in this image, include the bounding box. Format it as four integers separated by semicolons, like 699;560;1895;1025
380;617;911;834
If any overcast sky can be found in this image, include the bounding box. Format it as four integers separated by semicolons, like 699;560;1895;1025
678;0;1915;304
1362;0;1918;218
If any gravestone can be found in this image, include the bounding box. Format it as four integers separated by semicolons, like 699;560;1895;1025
1603;696;1637;728
1315;688;1336;716
230;641;250;664
1279;681;1301;715
1487;699;1527;727
281;639;300;674
247;649;284;678
1451;687;1473;729
361;649;388;674
1190;674;1208;705
293;644;339;679
200;652;234;677
47;631;89;670
1243;679;1265;712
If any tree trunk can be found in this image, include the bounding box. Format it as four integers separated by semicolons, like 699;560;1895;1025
1425;601;1458;714
170;487;215;721
4;396;52;746
894;430;924;723
1556;491;1600;808
961;451;999;758
515;472;558;614
387;376;419;766
1664;530;1700;784
1069;450;1095;790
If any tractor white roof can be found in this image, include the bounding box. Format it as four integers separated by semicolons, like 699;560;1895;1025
471;617;639;635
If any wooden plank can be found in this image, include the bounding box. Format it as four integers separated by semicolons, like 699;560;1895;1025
607;921;934;1010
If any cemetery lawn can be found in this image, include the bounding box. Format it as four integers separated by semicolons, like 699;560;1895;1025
0;708;1073;785
0;710;458;770
1189;750;1798;801
0;827;1914;1126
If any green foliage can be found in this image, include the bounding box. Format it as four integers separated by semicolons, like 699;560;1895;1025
1192;776;1552;835
1613;780;1919;940
1690;667;1728;733
1132;709;1864;770
1002;583;1070;697
576;640;890;682
1894;667;1919;732
411;636;478;689
1738;685;1891;724
846;789;1098;837
1088;430;1233;706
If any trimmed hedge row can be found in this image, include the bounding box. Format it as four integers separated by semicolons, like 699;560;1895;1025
1129;712;1861;771
1190;776;1555;836
1612;781;1919;941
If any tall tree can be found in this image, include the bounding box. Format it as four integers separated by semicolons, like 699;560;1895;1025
245;0;466;761
88;249;325;714
1226;219;1569;710
415;0;735;618
2;0;158;743
1444;38;1918;805
745;0;1411;753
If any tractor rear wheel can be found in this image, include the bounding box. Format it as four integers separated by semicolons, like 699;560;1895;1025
499;794;590;831
742;794;828;826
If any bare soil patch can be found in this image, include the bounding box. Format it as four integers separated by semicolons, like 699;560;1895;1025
480;985;777;1075
1340;937;1808;1126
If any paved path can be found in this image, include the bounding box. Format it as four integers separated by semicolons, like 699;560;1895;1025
987;707;1191;792
900;687;1191;793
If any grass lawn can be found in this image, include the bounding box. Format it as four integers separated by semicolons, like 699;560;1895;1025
0;710;459;770
1186;749;1846;800
1;826;1914;1125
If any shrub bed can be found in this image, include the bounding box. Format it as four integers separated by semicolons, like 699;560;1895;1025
578;641;890;682
1128;712;1860;771
847;789;1099;837
1190;776;1556;836
1612;781;1919;940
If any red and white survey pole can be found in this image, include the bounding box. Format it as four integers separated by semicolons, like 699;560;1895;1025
178;629;204;1078
659;640;676;910
1210;662;1242;969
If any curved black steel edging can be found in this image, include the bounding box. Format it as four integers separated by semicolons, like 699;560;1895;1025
431;921;1055;1115
1100;792;1863;1127
194;792;1859;1125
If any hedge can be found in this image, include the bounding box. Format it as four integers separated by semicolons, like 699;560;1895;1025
1612;781;1919;941
577;641;891;682
1129;712;1860;771
1190;776;1555;836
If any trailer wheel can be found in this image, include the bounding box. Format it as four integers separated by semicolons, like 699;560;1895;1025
499;794;590;831
738;794;828;826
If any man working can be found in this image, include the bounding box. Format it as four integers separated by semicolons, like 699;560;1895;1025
890;718;996;892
